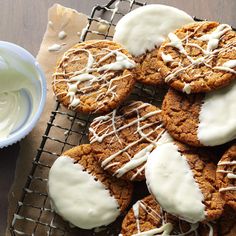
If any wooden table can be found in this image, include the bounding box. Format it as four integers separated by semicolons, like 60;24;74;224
0;0;235;235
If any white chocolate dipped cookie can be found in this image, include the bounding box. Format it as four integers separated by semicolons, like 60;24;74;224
89;101;166;181
162;82;236;147
113;4;194;85
120;195;217;236
48;144;133;229
157;21;236;93
52;40;136;114
216;143;236;211
145;132;224;223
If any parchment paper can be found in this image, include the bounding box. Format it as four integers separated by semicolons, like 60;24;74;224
6;4;118;235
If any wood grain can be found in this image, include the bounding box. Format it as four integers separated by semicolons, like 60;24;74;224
0;0;235;235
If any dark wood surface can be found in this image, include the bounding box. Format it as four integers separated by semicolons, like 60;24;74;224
0;0;235;235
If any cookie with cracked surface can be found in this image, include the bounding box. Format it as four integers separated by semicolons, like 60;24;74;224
89;101;165;181
157;21;236;93
133;49;165;85
52;40;136;114
48;144;133;229
145;132;224;223
218;206;236;236
120;195;218;236
162;83;236;147
113;4;194;85
216;143;236;211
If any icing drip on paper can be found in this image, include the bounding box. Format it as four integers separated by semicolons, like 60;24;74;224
97;18;110;33
89;101;164;180
217;159;236;192
58;31;67;40
52;41;135;111
48;43;64;52
161;22;236;91
48;156;120;229
145;134;206;223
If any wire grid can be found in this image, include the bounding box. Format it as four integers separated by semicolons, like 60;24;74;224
9;1;236;235
9;0;156;235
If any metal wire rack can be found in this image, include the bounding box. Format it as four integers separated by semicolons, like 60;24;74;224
9;0;236;235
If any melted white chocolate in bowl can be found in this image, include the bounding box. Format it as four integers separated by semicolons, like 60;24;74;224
0;41;46;147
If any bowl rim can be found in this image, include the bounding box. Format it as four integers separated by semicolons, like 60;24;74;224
0;41;47;148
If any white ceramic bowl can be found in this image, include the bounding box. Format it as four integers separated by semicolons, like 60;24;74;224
0;41;47;148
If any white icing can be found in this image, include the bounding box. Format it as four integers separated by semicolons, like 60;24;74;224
114;144;153;178
218;160;236;165
0;43;42;139
222;60;236;68
130;196;203;236
182;83;191;94
217;159;236;192
145;136;205;223
48;156;120;229
161;22;236;92
53;41;135;109
219;186;236;192
198;80;236;146
89;102;163;180
48;43;62;52
227;173;236;179
113;4;193;56
132;223;173;236
161;52;173;64
198;24;231;53
214;59;236;74
58;31;67;40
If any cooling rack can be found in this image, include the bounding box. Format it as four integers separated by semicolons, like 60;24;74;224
9;0;236;235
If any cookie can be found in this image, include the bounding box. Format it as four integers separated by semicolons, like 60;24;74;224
133;49;165;85
52;40;136;114
48;144;133;229
162;82;236;146
218;206;236;236
89;101;165;181
145;132;224;223
113;4;193;85
157;21;236;93
216;143;236;210
120;195;217;236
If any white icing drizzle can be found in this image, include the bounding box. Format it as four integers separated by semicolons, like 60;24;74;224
89;101;164;180
113;4;193;56
48;156;120;229
58;30;67;40
198;24;231;53
219;186;236;192
227;173;236;179
198;79;236;146
182;83;191;94
217;159;236;192
145;134;206;223
218;161;236;165
129;198;211;236
52;41;135;110
206;222;214;236
114;144;153;179
214;59;236;74
161;52;174;64
161;22;236;91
